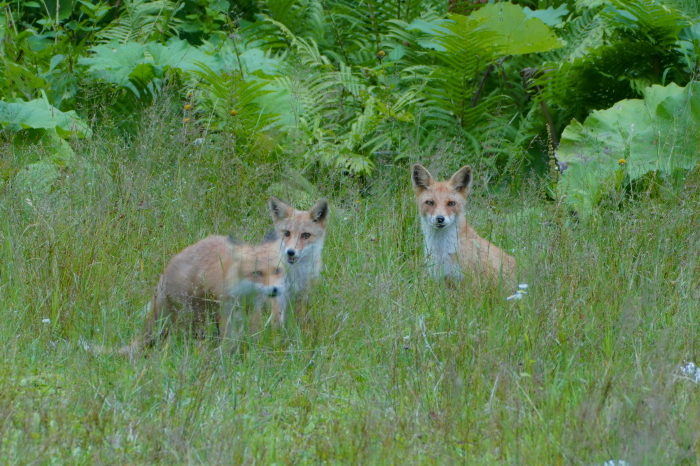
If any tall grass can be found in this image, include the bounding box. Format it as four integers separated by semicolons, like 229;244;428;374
0;101;698;464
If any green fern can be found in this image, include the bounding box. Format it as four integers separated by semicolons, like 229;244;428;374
97;0;182;44
256;0;326;44
193;62;283;128
538;0;693;123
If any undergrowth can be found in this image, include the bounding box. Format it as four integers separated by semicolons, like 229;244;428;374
0;104;698;464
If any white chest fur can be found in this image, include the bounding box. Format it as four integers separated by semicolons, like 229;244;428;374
286;239;323;296
420;218;463;280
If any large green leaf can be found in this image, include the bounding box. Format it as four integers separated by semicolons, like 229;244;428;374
557;81;700;214
12;129;78;197
0;94;91;138
469;2;564;55
78;42;148;94
79;39;220;96
145;39;219;73
523;5;569;28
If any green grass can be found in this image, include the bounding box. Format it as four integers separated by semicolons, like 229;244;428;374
1;105;699;464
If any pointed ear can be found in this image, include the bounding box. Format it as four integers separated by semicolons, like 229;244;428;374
449;165;472;193
309;199;329;223
411;164;434;192
268;197;293;222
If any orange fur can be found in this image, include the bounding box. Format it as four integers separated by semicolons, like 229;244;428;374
412;164;516;282
119;235;285;356
268;197;328;324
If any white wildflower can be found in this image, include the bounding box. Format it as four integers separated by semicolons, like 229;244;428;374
507;286;528;301
679;362;700;383
506;291;525;301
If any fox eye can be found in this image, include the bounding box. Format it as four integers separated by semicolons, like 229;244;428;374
301;232;311;240
282;230;291;237
447;201;456;207
251;271;263;278
425;200;435;206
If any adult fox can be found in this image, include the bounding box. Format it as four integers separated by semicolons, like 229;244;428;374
411;164;515;282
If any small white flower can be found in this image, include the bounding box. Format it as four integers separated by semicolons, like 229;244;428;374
42;318;51;324
506;289;528;301
518;283;529;290
679;361;700;383
193;137;205;146
78;337;90;351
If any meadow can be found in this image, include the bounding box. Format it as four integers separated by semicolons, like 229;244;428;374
0;100;698;464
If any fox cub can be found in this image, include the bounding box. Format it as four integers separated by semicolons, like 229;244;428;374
119;235;285;355
411;164;516;282
267;197;329;323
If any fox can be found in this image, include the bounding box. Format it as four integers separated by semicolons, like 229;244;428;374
411;164;516;282
117;235;286;356
266;197;329;324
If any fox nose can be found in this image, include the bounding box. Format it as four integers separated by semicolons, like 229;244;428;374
270;287;279;297
436;216;445;224
286;249;296;257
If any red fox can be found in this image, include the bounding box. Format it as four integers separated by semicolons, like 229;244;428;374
411;164;516;282
266;197;329;324
118;235;286;356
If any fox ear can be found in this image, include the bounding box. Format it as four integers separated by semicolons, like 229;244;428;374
412;164;433;192
449;165;472;193
309;199;329;223
268;197;293;221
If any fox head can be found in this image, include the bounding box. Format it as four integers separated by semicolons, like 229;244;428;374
411;164;472;230
268;197;328;265
237;241;286;298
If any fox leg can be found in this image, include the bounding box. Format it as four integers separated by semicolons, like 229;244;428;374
291;292;313;326
218;299;245;352
119;275;171;356
270;293;287;327
250;294;267;333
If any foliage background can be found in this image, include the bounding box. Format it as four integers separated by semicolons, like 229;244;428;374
0;0;699;463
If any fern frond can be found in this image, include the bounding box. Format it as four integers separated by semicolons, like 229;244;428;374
257;0;327;44
259;16;332;70
97;0;182;44
192;63;281;134
538;0;693;123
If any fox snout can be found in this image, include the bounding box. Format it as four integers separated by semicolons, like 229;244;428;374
285;248;298;264
427;213;455;229
263;284;284;297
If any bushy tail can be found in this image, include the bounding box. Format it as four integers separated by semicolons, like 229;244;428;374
83;276;166;358
78;337;113;355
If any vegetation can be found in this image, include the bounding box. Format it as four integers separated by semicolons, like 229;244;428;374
0;0;698;463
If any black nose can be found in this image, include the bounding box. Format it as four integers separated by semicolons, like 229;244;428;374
287;249;296;257
436;216;445;224
270;287;279;296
